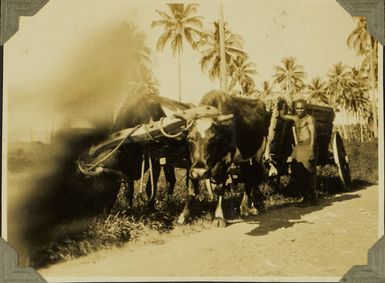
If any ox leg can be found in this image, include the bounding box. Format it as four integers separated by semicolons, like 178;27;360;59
240;183;258;217
145;163;161;210
177;178;198;225
124;178;135;211
251;163;267;213
252;186;267;213
163;164;176;196
212;184;227;228
239;163;259;217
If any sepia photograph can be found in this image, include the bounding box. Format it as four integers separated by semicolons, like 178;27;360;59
1;0;384;282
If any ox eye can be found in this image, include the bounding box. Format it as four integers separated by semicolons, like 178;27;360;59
210;136;221;142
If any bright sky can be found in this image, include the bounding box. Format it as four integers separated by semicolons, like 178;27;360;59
4;0;363;141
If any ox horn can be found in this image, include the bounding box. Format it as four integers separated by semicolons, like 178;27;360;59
77;160;104;176
172;111;188;121
215;114;233;124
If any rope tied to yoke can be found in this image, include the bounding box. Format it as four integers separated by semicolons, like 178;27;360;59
138;115;192;202
158;116;194;138
79;114;189;172
78;124;142;173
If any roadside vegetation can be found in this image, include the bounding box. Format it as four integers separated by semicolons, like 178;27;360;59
7;137;378;268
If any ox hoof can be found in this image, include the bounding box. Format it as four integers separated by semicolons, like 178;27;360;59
212;217;227;228
177;214;188;225
240;207;258;217
256;203;267;213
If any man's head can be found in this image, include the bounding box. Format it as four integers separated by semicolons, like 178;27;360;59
294;99;307;118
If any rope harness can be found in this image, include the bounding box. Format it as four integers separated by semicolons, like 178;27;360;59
79;124;142;172
78;115;192;203
159;117;194;138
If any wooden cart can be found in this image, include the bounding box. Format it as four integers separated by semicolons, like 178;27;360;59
267;103;352;191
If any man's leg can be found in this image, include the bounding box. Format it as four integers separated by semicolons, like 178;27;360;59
297;170;318;207
308;173;318;204
291;162;309;204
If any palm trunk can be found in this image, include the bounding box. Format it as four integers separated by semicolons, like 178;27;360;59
286;80;293;112
358;111;364;143
178;46;182;102
286;80;290;99
50;115;55;144
219;4;227;92
344;109;351;141
369;37;378;138
340;124;348;140
369;57;378;138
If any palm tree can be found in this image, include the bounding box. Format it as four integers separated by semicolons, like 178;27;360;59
260;81;273;97
344;89;369;142
197;21;247;86
345;66;370;142
272;56;306;101
347;16;378;138
128;66;160;96
326;62;352;139
126;22;152;70
325;62;351;107
308;77;328;105
151;4;203;101
228;56;257;94
256;80;276;108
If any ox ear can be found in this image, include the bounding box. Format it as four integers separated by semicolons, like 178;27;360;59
215;114;233;127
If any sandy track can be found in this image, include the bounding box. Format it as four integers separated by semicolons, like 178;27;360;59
39;185;380;281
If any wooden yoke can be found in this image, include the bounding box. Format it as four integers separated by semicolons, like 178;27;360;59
172;105;221;121
87;105;222;158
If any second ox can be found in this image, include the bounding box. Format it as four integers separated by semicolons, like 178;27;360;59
175;89;270;226
79;91;195;211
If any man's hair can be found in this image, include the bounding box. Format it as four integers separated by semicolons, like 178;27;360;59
294;99;307;107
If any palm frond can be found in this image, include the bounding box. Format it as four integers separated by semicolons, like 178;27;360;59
182;4;199;18
154;9;173;21
151;19;173;29
182;16;204;28
155;30;173;51
171;34;183;56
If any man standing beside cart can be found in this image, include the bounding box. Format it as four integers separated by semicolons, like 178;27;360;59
277;98;319;207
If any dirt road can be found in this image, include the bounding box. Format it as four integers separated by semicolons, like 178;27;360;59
39;185;380;281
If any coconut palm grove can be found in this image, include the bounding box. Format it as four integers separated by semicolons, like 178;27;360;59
148;5;378;143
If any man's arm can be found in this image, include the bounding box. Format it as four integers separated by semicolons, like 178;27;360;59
276;99;297;122
278;109;297;122
308;116;316;160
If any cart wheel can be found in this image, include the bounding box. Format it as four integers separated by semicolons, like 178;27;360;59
332;131;351;191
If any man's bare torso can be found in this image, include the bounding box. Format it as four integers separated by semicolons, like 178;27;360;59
295;115;314;143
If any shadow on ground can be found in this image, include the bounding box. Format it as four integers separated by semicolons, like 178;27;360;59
245;191;363;236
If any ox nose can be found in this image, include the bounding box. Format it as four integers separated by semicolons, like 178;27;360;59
191;168;210;180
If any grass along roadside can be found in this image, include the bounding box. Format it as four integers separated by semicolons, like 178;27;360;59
7;138;378;268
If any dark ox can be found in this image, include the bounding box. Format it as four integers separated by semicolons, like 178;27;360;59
176;90;270;226
80;91;195;210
